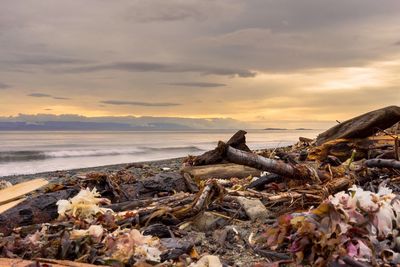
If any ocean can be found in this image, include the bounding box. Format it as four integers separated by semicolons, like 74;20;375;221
0;129;321;177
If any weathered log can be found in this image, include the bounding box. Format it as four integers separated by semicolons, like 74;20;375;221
364;159;400;169
225;144;331;182
0;189;78;235
181;163;261;180
316;105;400;145
193;130;250;165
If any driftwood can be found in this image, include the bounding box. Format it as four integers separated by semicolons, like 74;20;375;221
0;189;78;235
193;130;251;165
247;174;281;190
0;178;48;206
364;159;400;169
181;163;261;180
316;105;400;145
225;144;331;182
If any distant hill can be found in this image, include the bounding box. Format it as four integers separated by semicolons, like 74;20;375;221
264;127;287;130
0;114;251;130
0;121;192;131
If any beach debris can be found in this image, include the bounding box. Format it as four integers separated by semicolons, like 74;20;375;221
189;255;222;267
104;228;162;264
70;224;104;242
181;163;261;180
236;197;268;221
1;106;400;266
0;188;78;235
191;211;226;231
57;187;112;220
0;178;48;206
255;185;400;266
189;129;251;166
364;158;400;169
0;180;12;190
316;105;400;145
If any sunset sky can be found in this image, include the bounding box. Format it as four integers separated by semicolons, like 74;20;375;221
1;0;400;128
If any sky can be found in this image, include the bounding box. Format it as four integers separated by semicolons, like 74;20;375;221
0;0;400;129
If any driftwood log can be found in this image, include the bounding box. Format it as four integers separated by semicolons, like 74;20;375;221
316;105;400;145
364;159;400;169
193;130;250;165
181;163;261;180
0;189;78;235
225;144;331;182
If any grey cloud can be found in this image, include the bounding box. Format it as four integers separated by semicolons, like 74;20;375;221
167;82;226;87
0;82;10;89
28;93;70;100
52;96;71;100
5;54;91;66
124;0;240;23
101;100;181;107
64;62;256;77
28;93;52;97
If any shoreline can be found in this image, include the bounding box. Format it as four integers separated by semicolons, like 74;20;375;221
1;157;185;184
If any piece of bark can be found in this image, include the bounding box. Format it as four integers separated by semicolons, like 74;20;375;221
364;159;400;169
138;172;189;195
181;163;261;180
316;105;400;145
0;188;78;235
193;130;250;165
225;144;331;182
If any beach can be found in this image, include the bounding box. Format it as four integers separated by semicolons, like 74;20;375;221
1;157;184;185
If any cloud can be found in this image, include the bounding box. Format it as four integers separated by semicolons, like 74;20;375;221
28;93;70;100
167;82;226;87
124;0;241;23
64;62;256;77
28;93;51;97
101;100;181;107
0;82;10;89
10;55;90;65
52;96;71;100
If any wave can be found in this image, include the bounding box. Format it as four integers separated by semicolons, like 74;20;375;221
0;146;205;162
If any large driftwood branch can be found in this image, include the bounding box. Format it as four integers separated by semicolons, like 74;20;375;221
193;130;251;165
0;189;78;235
225;144;331;182
364;159;400;169
316;105;400;145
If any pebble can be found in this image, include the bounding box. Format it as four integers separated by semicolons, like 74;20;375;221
192;212;225;232
237;197;268;221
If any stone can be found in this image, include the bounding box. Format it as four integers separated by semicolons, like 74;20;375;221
237;197;268;221
189;255;222;267
191;212;225;232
